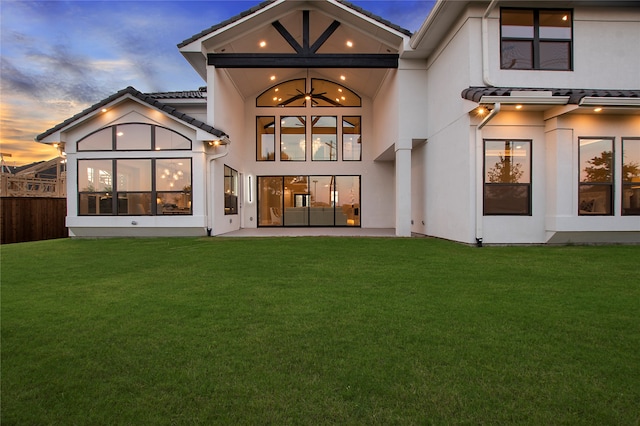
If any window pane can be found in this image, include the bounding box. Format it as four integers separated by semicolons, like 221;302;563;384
78;159;112;192
622;139;640;215
311;79;361;107
485;141;531;184
283;176;309;225
580;138;613;183
485;185;530;215
117;159;151;191
115;124;151;150
540;41;571;70
79;193;113;215
156;159;191;191
312;116;337;161
501;9;534;38
257;79;306;107
309;176;334;226
258;176;284;226
157;192;191;215
224;165;238;215
257;116;275;161
343;116;362;161
78;128;112;151
335;176;360;226
579;184;612;215
155;127;191;150
281;116;306;161
539;11;572;39
501;40;533;69
118;192;151;215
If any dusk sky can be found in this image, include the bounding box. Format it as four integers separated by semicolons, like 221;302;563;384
1;0;434;166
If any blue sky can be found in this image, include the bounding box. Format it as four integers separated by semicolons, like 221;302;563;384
1;0;434;166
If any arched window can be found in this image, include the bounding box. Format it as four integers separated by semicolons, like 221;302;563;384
77;124;191;151
256;78;361;107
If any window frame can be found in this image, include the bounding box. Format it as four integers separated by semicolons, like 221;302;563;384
77;158;192;216
500;8;573;71
483;139;532;216
77;123;192;152
578;137;614;216
621;137;640;216
224;165;239;215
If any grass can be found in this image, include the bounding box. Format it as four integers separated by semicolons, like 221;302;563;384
1;237;639;425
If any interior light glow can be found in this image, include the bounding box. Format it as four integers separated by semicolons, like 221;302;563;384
117;132;124;136
562;15;568;21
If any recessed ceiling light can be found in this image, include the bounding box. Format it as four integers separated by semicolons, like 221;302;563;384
259;41;267;48
101;108;108;113
594;107;603;112
340;75;346;81
346;41;353;47
515;104;523;110
270;75;276;81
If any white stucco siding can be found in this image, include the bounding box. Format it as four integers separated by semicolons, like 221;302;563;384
480;112;547;244
545;113;640;242
484;6;640;89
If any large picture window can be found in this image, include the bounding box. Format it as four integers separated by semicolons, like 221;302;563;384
501;8;572;70
78;158;191;215
281;116;306;161
622;138;640;216
312;116;337;161
484;140;531;215
257;116;275;161
579;138;613;215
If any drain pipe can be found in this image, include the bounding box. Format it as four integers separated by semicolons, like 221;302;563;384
475;103;500;246
482;0;499;87
204;138;230;236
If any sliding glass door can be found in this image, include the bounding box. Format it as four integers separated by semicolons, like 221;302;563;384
258;175;360;227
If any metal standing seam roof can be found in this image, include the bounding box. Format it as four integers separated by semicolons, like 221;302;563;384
462;87;640;104
177;0;411;48
35;86;226;142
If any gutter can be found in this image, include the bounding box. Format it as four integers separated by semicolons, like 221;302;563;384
482;0;500;87
204;137;231;236
409;0;447;50
475;102;500;246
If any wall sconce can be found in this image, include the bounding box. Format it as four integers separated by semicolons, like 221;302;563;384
247;175;253;203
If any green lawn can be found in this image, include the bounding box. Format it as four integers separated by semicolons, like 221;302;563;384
1;237;638;425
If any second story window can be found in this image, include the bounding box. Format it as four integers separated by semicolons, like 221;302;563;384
501;9;572;71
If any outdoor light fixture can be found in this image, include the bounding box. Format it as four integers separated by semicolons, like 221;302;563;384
594;107;603;112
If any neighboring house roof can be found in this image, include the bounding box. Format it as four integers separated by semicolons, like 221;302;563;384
36;86;226;142
462;87;640;104
177;0;411;48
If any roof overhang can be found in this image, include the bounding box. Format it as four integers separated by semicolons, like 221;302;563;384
36;87;227;145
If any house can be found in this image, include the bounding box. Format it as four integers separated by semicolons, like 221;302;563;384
36;0;640;244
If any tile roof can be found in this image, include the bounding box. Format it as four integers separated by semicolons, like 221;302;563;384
35;86;226;142
147;87;207;99
177;0;411;48
462;87;640;104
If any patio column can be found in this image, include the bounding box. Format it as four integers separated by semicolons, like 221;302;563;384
395;145;412;237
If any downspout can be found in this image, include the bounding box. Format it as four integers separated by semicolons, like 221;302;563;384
204;138;230;236
474;103;500;246
482;0;499;87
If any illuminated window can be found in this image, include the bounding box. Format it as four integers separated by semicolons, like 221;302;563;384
484;140;532;215
224;165;238;215
579;138;613;215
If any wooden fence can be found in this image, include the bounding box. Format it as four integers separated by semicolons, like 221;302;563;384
1;197;67;244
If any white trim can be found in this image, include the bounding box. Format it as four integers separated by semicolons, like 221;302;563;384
479;95;570;105
579;97;640;107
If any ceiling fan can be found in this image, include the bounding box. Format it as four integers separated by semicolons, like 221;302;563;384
278;87;342;107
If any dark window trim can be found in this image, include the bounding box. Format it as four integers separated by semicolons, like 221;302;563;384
342;116;362;162
224;164;239;215
483;139;533;216
622;137;640;216
78;157;192;216
256;116;276;161
77;123;192;152
500;7;574;71
257;175;361;228
578;136;614;216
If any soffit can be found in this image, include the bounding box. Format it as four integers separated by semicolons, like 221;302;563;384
182;0;408;100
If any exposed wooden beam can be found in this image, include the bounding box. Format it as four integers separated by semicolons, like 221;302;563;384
208;53;399;68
